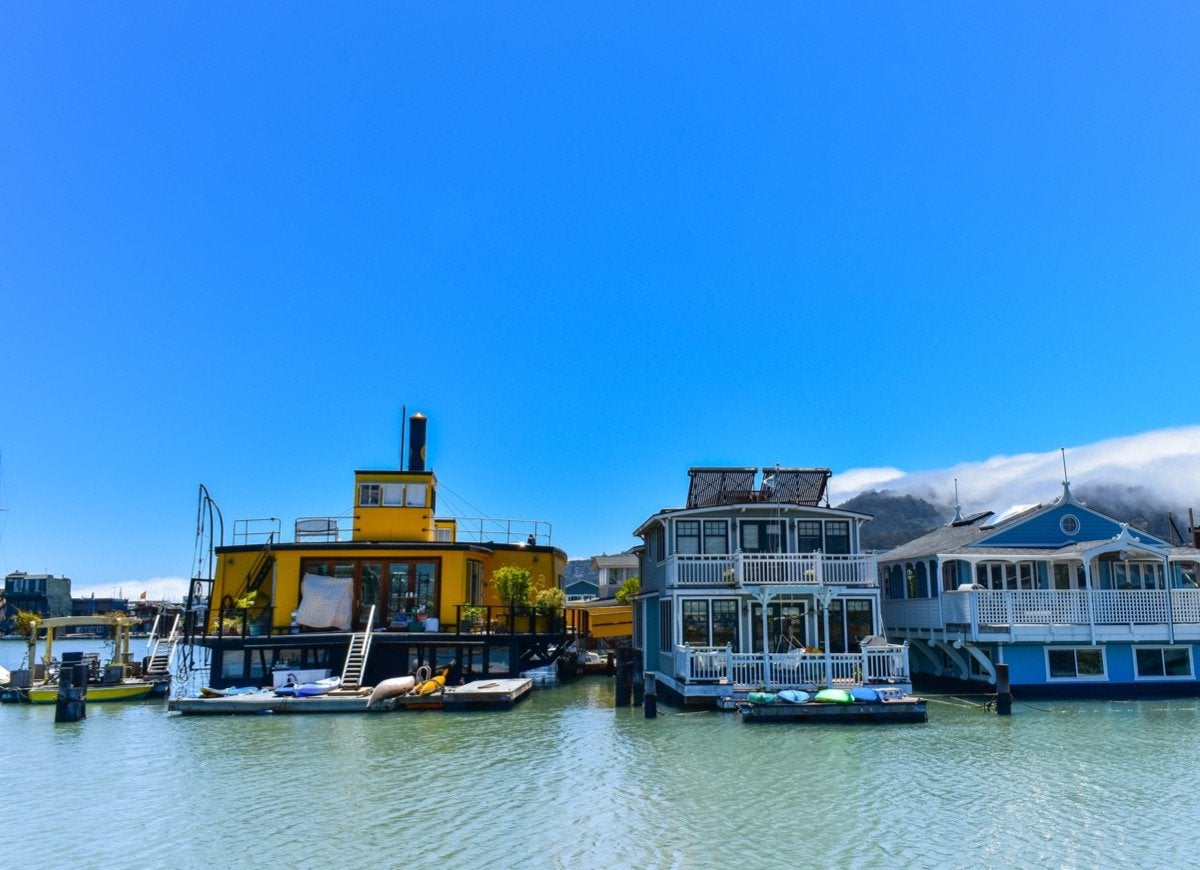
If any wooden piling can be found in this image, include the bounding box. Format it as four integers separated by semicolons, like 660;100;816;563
55;664;87;723
995;663;1012;715
614;647;631;706
643;671;657;719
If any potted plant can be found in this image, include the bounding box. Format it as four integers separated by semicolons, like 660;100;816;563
461;605;486;632
493;565;532;629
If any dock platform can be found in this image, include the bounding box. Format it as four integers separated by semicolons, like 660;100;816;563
735;696;927;724
168;678;533;716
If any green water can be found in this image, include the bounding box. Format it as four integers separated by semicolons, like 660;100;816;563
4;640;1200;868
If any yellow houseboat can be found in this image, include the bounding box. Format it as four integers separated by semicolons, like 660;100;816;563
186;413;570;692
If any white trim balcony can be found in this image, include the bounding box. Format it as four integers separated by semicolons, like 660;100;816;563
672;642;910;690
883;588;1200;643
666;552;879;589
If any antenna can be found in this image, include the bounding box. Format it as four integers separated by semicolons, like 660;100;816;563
1059;447;1074;503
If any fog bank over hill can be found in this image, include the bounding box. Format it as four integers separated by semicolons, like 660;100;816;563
831;427;1200;549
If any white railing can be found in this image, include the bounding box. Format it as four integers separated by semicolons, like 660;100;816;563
673;643;909;688
667;552;878;588
884;589;1200;632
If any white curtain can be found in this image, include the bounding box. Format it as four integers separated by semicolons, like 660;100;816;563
296;573;353;630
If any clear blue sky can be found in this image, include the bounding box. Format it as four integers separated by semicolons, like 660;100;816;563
3;5;1198;594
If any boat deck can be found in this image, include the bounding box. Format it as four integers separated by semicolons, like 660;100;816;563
168;678;533;716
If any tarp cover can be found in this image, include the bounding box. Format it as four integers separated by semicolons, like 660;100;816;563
297;573;352;630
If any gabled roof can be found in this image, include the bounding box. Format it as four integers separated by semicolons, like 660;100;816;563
881;483;1183;562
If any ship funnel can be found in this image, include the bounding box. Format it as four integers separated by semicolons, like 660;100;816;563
407;413;428;472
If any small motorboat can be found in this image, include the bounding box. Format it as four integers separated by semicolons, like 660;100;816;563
276;676;342;697
366;675;416;708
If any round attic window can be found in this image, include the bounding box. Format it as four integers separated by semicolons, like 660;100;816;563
1060;514;1080;536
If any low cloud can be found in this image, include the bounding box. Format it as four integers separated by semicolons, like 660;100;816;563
70;576;190;604
829;426;1200;514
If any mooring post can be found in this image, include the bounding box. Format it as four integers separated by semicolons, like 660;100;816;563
614;647;631;706
55;663;87;723
995;663;1012;715
643;671;657;719
632;657;645;706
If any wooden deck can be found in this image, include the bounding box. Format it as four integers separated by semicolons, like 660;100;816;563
168;678;533;716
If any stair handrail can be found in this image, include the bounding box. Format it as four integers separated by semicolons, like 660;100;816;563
341;605;376;689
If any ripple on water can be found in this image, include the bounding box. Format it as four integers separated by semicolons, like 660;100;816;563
6;683;1200;868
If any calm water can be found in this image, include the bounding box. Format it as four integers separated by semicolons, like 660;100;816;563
4;639;1200;869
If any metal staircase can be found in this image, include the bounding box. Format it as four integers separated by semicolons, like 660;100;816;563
145;611;181;682
340;605;376;691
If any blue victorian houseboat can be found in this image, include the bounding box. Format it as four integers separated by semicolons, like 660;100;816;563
631;466;912;706
880;479;1200;698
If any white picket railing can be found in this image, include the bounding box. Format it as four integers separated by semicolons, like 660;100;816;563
883;588;1200;631
667;552;878;588
673;642;910;688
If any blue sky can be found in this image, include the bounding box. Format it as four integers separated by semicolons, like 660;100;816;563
3;5;1198;597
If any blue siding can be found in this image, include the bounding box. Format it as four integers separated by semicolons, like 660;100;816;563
978;504;1163;548
643;595;660;673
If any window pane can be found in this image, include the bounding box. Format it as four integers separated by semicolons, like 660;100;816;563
825;521;850;555
406;484;427;507
382;484;403;506
682;600;709;645
676;521;700;555
1076;649;1104;676
1164;648;1192;677
1048;650;1077;678
359;563;381;625
797;521;822;552
359;483;381;506
711;600;738;648
1136;648;1165;677
703;521;728;554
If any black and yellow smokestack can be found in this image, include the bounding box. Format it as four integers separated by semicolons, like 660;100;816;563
407;412;428;472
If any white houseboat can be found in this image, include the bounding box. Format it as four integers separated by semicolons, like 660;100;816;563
880;480;1200;698
631;467;912;706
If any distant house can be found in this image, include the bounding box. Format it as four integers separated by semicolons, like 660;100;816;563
72;596;130;617
591;551;639;600
564;561;600;602
879;480;1200;698
4;572;73;622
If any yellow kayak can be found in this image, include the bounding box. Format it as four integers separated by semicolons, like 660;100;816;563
414;667;451;696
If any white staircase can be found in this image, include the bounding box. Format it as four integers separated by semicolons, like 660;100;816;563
145;611;181;682
340;605;376;691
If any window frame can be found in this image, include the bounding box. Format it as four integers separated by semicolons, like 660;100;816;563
1133;645;1194;680
1046;646;1108;681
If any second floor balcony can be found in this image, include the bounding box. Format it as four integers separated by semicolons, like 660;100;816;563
884;587;1200;644
666;552;879;589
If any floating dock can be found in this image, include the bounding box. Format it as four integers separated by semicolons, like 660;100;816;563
735;696;927;724
168;678;533;716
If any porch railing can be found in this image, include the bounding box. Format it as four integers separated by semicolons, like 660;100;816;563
672;642;910;688
884;588;1200;632
667;552;879;588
